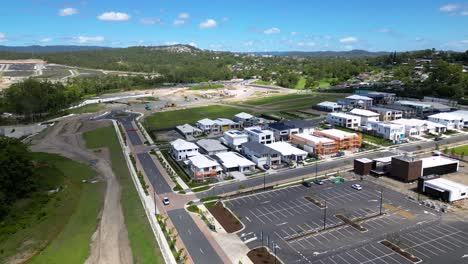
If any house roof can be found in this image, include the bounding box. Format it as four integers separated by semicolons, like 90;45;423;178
293;133;334;144
266;142;308;156
188;155;220;168
245;126;273;135
390;118;446;128
268;120;316;131
425;178;467;194
350;109;380;117
396;100;432;108
421;156;459;169
317;101;341;107
234;112;254;119
449;110;468;120
370;106;403;113
319;129;358;139
345;95;373;101
224;130;248;138
196;139;228;152
215;152;255;168
428;112;463;121
197;118;215;126
242;141;278;155
328;112;361;120
176;123;202;134
170;138;199;150
214;118;237;126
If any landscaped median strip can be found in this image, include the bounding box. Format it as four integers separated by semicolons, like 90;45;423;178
112;120;178;264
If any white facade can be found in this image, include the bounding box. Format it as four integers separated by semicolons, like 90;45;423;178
169;139;200;161
187;155;223;179
423;178;467;202
196;118;219;133
338;95;373;109
221;130;249;151
349;109;380;125
447;110;468;128
214;152;256;172
316;101;342;112
369;107;403;121
428;113;464;130
266;142;308;163
367;121;405;142
390;118;446;136
245;126;275;144
326;113;361;129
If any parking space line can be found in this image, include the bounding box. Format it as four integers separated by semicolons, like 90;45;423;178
405;233;446;254
277;203;296;216
368;244;405;264
416;232;454;251
336;253;354;264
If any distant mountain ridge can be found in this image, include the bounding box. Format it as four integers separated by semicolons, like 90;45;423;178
0;45;113;53
252;49;390;58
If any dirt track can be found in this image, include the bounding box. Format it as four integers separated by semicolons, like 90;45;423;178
30;115;133;264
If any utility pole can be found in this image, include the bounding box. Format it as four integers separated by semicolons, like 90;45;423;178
323;200;327;230
379;187;383;215
263;173;266;191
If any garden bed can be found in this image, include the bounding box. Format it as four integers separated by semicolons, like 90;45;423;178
304;196;326;208
335;214;367;232
207;202;242;233
247;247;281;264
381;240;421;263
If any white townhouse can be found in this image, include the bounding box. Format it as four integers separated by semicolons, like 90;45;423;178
169;139;200;161
266;142;308;164
428;113;464;130
326;112;361;130
390;118;446;137
349;109;380;125
221;130;249;151
196;118;220;134
370;107;403;121
338;95;373;110
367;121;405;142
316;101;342;112
187;155;223;180
214;152;256;173
244;126;275;144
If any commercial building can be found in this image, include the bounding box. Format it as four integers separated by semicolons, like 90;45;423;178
367;121;405;142
244;126;275;144
421;156;459;176
214;152;256;173
221;130;249;151
176;123;202;138
390;156;422;182
316;101;342;112
349;109;380;125
338;95;373;110
313;129;362;150
353;158;373;176
266;142;308;163
242;141;281;169
418;176;468;202
187;155;223;180
428;112;464;130
169;139;199;161
369;107;403;121
196;139;228;155
290;133;338;156
268;120;315;141
390;118;446;137
326;112;361;129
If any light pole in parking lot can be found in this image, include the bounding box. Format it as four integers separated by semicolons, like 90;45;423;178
263;173;266;191
379;187;383;215
323;199;327;230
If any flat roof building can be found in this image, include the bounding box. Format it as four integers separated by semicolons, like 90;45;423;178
326;112;361;129
428;112;464;130
196;139;228;155
268;120;316;141
316;101;342;112
221;130;249;151
245;126;275;144
313;129;362;150
266;142;308;163
214;152;256;173
369;106;403;121
290;133;337;156
418;176;468;202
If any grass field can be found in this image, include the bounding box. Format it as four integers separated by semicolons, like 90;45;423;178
450;144;468;155
188;84;224;90
294;76;307;89
0;153;104;264
67;103;106;115
144;105;248;130
83;126;164;264
243;93;349;112
318;78;337;87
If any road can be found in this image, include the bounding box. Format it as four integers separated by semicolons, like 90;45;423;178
137;152;173;194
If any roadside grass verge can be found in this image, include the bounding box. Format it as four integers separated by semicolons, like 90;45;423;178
332;126;393;146
83;125;164;264
188;84;224;90
252;80;274;85
449;144;468;155
0;152;104;264
144;105;249;130
66;103;106;115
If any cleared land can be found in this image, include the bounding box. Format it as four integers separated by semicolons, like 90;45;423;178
0;152;104;264
67;103;106;115
84;126;164;263
144;105;248;130
188;84;224;90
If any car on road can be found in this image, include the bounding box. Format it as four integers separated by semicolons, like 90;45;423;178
163;197;170;205
313;179;324;185
351;184;362;190
302;181;312;187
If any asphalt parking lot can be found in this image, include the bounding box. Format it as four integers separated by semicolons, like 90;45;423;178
225;179;468;263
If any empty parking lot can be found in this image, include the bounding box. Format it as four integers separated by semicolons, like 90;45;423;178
225;179;468;263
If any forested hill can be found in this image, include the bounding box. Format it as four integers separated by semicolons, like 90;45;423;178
253;49;390;58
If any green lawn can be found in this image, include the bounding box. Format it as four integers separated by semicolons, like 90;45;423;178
188;84;224;90
83;125;164;264
67;103;106;114
144;105;248;130
294;76;307;89
332;126;394;146
0;153;104;264
252;80;274;85
318;78;337;87
450;144;468;155
243;93;348;112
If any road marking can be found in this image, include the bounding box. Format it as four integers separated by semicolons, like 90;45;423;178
276;222;288;226
199;248;204;254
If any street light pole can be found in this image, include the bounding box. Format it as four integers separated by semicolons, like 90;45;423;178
264;173;266;191
323;199;327;230
379;187;383;215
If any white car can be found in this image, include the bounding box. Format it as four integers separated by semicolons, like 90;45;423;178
351;184;362;190
163;197;170;205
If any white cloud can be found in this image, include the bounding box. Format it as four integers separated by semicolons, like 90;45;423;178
199;19;218;29
290;31;298;36
97;12;131;21
140;18;162;25
297;41;316;47
173;19;186;25
339;36;358;43
178;12;190;19
70;36;105;44
439;4;459;12
461;11;468;16
188;42;197;47
39;38;52;43
263;27;280;34
0;33;6;42
59;7;78;16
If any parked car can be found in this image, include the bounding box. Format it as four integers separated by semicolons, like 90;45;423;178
351;184;362;190
302;181;312;187
313;179;324;185
163;197;170;205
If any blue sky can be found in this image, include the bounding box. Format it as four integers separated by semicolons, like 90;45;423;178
0;0;467;51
